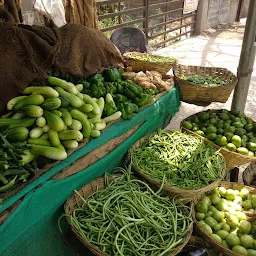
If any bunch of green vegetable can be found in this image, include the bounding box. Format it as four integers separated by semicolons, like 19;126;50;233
77;67;158;120
181;74;226;86
129;53;176;63
182;109;256;157
59;167;192;256
0;129;37;195
130;129;225;190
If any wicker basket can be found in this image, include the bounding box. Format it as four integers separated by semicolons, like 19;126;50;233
174;64;237;103
129;132;227;202
181;111;256;169
64;174;193;256
123;52;176;74
193;182;256;256
243;162;256;188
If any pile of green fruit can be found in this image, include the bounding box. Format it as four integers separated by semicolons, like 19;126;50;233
126;53;176;63
195;186;256;255
182;109;256;157
181;74;226;86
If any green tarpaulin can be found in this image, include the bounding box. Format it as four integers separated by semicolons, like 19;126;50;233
0;87;180;256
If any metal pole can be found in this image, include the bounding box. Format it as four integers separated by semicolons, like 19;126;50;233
231;0;256;112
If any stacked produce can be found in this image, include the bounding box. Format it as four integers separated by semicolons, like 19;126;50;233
181;74;226;86
0;130;37;194
130;130;225;190
60;169;193;255
195;185;256;255
182;109;256;157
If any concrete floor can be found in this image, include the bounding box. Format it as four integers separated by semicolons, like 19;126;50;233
153;19;256;182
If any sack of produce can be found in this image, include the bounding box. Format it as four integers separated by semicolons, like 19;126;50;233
129;129;226;201
181;109;256;168
194;182;256;256
174;64;237;103
61;169;193;256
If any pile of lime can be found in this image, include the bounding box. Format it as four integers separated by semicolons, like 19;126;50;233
196;186;256;256
182;109;256;157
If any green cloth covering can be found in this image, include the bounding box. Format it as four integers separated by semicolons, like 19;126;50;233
0;87;180;256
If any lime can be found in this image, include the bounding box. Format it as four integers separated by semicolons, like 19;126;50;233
245;124;254;132
201;196;212;206
225;126;236;133
234;117;242;122
211;234;222;244
250;138;256;144
226;143;237;152
209;117;218;125
239;220;252;234
219;113;230;121
213;210;225;222
233;122;244;128
206;211;213;217
241;118;248;125
225;133;235;142
215;136;228;146
236;128;247;136
217;128;224;135
200;223;213;235
206;133;217;141
226;215;239;228
243;200;253;210
242;139;248;147
237;147;249;155
214;222;224;232
248;249;256;256
247;132;255;139
196;212;205;220
226;233;241;246
216;121;224;129
242;135;249;142
198;112;209;121
238;112;247;118
192;115;200;124
196;201;208;213
205;216;218;228
217;230;229;240
248;142;256;152
206;126;217;134
211;194;221;205
232;245;248;255
219;187;227;197
240;188;250;199
225;189;236;200
223;123;231;129
222;240;230;249
193;126;199;132
232;135;242;147
241;234;254;248
222;223;231;232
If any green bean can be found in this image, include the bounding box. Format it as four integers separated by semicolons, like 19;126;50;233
59;169;192;255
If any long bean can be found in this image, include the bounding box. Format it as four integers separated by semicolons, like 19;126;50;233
59;169;192;256
130;130;225;189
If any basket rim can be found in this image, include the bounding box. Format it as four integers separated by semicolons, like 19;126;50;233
123;51;177;63
180;110;256;162
129;130;227;193
64;173;193;256
174;64;238;88
192;181;256;256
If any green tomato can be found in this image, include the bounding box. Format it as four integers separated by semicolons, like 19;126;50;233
196;212;205;220
232;245;248;255
241;234;254;248
196;201;208;213
239;220;252;234
211;194;221;205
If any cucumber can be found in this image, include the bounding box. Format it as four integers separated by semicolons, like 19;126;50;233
78;103;93;113
7;96;27;110
62;140;79;149
14;95;44;110
48;129;65;150
77;92;84;100
97;97;105;117
6;127;29;142
11;112;25;119
83;94;100;115
103;111;122;123
41;98;61;110
43;110;65;132
55;87;83;108
52;110;62;117
31;145;67;160
91;130;101;137
20;105;44;118
58;130;83;141
42;125;50;133
69;119;82;130
75;84;83;92
36;117;46;127
70;109;91;138
48;77;78;95
30;127;44;139
39;133;49;140
94;120;106;131
59;97;70;108
23;86;59;98
59;108;72;126
28;138;51;146
0;118;36;128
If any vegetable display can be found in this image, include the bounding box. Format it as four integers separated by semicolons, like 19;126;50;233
182;109;256;157
181;75;226;86
195;185;256;255
126;53;176;63
59;169;192;256
130;130;225;190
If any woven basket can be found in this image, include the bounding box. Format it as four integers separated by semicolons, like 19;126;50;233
181;111;256;169
64;174;193;256
123;52;176;74
243;162;256;188
129;131;226;202
174;64;237;103
193;182;256;256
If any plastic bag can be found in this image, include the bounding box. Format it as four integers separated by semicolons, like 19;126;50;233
34;0;66;27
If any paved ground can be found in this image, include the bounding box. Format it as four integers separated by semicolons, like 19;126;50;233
153;19;256;181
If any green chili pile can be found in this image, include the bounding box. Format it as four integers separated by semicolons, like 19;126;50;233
59;170;192;256
130;130;225;190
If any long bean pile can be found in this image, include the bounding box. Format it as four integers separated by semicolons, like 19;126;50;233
130;130;225;190
60;170;192;256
